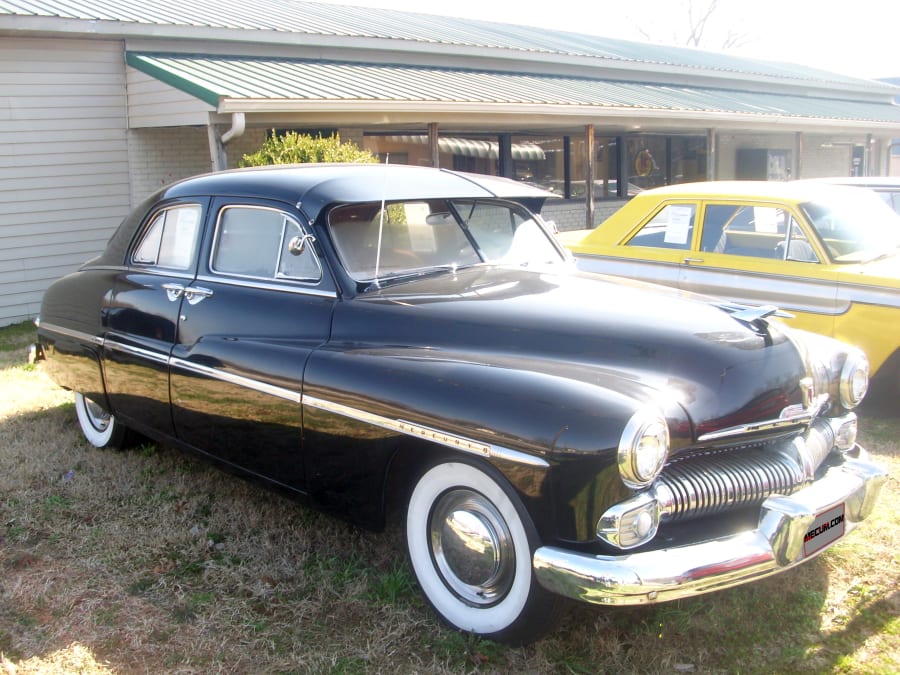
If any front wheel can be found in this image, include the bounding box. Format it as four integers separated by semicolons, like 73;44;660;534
405;461;560;644
74;391;128;449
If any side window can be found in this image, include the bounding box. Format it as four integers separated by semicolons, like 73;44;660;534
707;205;796;260
777;216;819;262
211;206;321;282
626;204;695;250
133;205;202;270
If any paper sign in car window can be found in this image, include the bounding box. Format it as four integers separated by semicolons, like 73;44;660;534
663;206;693;245
753;207;781;233
169;206;201;269
404;203;438;252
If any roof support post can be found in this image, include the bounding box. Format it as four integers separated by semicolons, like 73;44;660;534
585;124;595;229
877;136;892;175
208;113;246;172
864;133;873;176
428;123;440;168
794;132;803;179
498;134;512;178
707;129;717;180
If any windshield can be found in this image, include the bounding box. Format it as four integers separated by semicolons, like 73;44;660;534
800;190;900;262
327;198;565;282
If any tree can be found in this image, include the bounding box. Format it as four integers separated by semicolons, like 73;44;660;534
239;131;377;167
633;0;750;50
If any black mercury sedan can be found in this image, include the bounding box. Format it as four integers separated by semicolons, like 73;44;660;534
35;164;887;644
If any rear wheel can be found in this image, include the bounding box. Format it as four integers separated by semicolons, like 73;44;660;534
74;391;128;449
405;461;560;644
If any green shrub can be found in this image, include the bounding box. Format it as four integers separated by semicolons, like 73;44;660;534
239;131;377;166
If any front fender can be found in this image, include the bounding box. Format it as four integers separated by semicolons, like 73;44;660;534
302;346;688;542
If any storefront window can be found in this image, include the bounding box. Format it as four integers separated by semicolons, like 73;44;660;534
627;136;668;191
671;137;707;184
626;135;707;191
570;136;622;199
362;132;707;200
510;135;563;193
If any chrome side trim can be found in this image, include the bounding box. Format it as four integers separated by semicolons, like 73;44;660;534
697;413;813;443
533;450;886;606
194;274;338;299
104;339;168;366
302;394;550;468
169;357;301;403
39;322;104;347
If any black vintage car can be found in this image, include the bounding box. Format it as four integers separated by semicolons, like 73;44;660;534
35;164;886;644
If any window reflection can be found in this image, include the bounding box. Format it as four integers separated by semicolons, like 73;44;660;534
361;132;706;201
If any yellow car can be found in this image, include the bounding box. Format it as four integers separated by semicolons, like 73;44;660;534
563;181;900;392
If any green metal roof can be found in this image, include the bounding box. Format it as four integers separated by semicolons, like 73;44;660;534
126;52;900;126
3;0;897;94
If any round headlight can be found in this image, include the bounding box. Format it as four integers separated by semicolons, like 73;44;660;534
840;351;869;409
618;410;670;489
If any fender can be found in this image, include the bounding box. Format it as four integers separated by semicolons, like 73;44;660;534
37;268;118;408
301;344;691;542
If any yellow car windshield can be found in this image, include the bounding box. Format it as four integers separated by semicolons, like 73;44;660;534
801;191;900;263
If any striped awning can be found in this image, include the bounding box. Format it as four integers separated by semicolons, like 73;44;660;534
385;135;546;161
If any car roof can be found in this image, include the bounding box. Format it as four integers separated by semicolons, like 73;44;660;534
632;180;863;203
794;176;900;189
161;163;555;222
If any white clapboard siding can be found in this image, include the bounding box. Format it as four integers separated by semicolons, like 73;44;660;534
126;66;215;128
0;37;132;325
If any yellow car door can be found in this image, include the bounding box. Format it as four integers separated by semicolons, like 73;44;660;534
677;201;840;338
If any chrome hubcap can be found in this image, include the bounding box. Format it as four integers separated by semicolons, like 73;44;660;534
429;488;514;607
83;397;111;432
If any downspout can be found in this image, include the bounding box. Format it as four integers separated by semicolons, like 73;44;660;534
208;113;246;172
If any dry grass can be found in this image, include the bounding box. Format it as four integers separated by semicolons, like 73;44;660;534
1;321;897;673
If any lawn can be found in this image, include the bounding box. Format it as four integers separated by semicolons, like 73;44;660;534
1;320;897;673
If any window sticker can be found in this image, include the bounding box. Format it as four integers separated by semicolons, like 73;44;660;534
663;206;693;245
753;207;780;233
167;206;201;269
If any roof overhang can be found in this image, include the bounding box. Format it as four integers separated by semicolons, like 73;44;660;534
126;52;900;134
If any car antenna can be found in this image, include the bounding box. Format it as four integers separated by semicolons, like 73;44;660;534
373;154;390;287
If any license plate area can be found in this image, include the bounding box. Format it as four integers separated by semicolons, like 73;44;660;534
803;503;845;557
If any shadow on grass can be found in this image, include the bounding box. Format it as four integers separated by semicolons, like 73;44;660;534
810;589;899;671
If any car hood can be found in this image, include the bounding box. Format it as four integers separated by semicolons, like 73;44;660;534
837;251;900;284
335;265;808;440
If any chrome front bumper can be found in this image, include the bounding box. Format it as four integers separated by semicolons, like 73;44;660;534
533;451;887;606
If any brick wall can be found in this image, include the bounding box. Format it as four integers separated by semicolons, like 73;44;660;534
127;127;268;205
542;199;626;232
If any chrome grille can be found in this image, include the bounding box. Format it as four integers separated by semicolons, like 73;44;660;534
657;449;806;522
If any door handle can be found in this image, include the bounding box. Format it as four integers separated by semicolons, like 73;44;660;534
162;283;184;302
682;257;705;265
183;287;214;305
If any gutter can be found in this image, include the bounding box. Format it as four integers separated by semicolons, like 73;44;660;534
208;112;246;172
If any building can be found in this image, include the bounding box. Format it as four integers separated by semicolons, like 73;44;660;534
3;0;900;325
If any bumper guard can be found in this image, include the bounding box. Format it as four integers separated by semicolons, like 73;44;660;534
533;450;886;606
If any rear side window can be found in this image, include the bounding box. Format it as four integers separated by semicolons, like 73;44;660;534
626;204;696;250
133;205;202;270
211;206;322;282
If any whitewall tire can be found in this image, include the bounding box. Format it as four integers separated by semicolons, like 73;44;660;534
74;391;127;449
405;461;558;644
